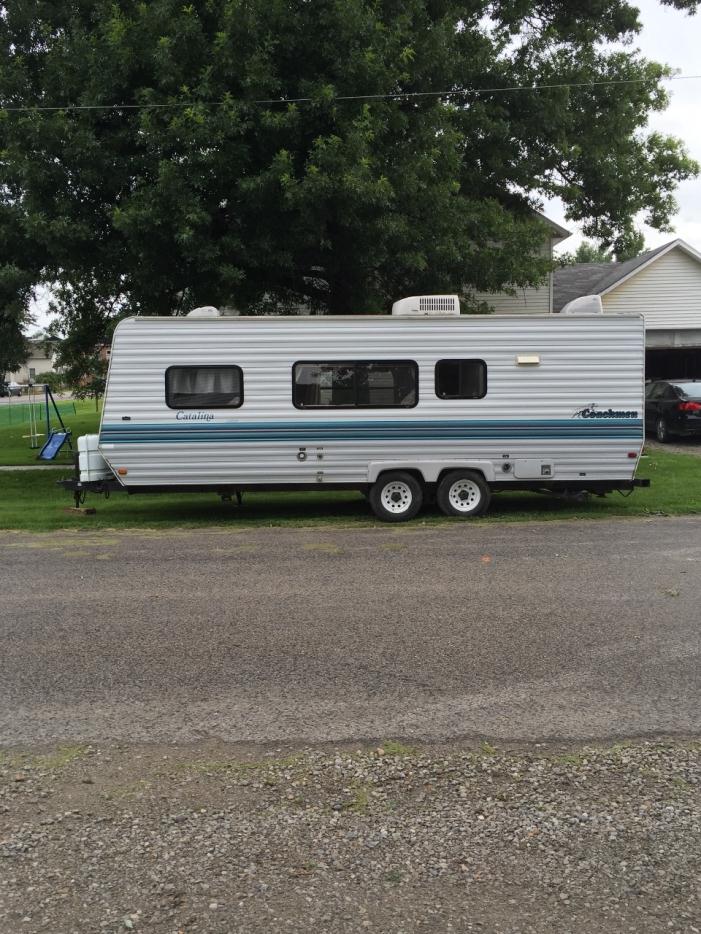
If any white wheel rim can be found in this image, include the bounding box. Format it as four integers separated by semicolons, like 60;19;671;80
448;479;481;513
380;481;413;514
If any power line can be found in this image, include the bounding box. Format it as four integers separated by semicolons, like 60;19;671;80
2;72;699;113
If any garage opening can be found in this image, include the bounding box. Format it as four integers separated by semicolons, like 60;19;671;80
646;348;701;381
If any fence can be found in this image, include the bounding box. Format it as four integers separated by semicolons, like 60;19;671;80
0;398;77;428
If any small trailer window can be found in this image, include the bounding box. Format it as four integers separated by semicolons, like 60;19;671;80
435;359;487;399
166;366;243;408
293;361;418;408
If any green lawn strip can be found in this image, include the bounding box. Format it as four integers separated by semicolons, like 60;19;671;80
0;450;698;532
0;399;102;466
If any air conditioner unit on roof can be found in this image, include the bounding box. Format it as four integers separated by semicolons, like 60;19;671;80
391;295;460;316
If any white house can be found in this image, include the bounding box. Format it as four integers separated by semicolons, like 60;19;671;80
7;334;61;385
553;239;701;378
469;214;572;315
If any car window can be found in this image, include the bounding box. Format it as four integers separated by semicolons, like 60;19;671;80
646;383;665;400
662;385;678;401
671;382;701;398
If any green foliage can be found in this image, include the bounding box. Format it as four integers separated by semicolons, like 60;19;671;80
0;206;34;378
560;241;615;264
614;230;647;261
34;370;65;392
0;0;697;348
0;184;43;378
46;284;113;393
0;307;29;380
67;356;108;401
560;234;647;266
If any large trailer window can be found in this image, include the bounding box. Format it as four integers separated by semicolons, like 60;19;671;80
166;366;243;408
435;359;487;399
293;361;418;409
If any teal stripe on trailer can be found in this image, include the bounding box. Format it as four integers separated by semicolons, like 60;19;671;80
100;418;643;444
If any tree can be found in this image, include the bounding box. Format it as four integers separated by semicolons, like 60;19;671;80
0;260;33;383
560;233;648;265
0;306;29;383
561;241;615;264
0;200;37;380
0;0;698;349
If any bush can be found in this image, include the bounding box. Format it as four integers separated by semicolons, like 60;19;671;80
34;371;65;392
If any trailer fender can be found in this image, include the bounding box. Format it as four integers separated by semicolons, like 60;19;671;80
367;460;496;485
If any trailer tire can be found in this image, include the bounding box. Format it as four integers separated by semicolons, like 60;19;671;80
369;471;423;522
437;470;491;518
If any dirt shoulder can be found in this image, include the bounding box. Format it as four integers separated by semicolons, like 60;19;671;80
646;438;701;457
1;739;699;933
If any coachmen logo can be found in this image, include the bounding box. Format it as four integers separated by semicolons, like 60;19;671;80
573;403;639;419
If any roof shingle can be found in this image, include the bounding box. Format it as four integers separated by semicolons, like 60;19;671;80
553;241;672;312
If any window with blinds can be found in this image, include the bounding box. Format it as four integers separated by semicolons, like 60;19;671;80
165;366;243;408
293;361;418;409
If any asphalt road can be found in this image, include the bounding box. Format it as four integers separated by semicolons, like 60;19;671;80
2;517;700;746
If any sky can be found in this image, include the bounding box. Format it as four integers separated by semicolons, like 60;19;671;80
546;0;701;255
29;0;701;329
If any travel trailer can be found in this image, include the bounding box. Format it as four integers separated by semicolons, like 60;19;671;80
60;295;649;521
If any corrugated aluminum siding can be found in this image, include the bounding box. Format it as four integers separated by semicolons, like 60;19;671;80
99;314;645;487
603;248;701;329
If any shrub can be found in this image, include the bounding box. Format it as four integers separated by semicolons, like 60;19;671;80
34;371;65;392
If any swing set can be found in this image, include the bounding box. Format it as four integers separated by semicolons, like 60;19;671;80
19;384;74;460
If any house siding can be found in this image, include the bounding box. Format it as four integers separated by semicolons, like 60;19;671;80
7;343;58;383
470;240;553;315
602;248;701;329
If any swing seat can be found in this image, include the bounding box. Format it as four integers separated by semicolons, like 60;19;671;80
37;429;71;461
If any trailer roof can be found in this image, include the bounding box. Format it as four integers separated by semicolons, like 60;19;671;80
124;313;642;323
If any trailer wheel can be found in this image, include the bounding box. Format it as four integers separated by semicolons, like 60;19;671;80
437;470;491;518
369;471;423;522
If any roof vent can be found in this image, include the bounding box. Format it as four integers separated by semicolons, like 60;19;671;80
560;294;603;315
391;294;460;316
186;305;221;318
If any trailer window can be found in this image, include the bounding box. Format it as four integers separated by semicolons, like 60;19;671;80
435;359;487;400
166;366;243;408
293;361;418;408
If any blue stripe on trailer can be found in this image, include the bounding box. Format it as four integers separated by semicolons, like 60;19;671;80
100;418;644;444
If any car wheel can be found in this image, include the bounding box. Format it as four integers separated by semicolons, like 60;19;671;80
369;471;423;522
436;470;491;518
655;417;670;443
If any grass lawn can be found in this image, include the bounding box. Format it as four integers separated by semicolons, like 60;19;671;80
0;398;102;466
0;449;698;532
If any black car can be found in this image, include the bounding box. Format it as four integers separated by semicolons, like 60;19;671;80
645;379;701;442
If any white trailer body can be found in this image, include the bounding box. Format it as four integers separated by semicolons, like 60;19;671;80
66;305;648;520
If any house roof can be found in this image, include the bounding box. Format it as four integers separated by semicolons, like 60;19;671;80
26;331;59;343
553;239;701;311
534;211;571;244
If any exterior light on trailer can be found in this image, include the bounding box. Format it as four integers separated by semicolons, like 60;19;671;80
627;452;638;459
516;354;540;366
117;467;128;476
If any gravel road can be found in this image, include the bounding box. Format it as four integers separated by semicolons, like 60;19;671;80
2;517;700;745
2;517;700;933
645;438;701;457
1;739;699;934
